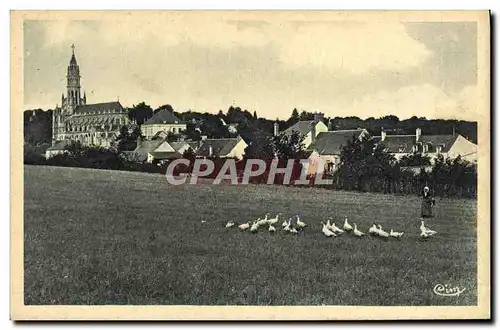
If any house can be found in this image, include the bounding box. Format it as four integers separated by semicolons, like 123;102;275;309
196;136;248;159
128;139;164;163
45;139;72;159
147;141;195;163
141;108;187;139
306;129;369;174
281;113;328;149
373;128;477;164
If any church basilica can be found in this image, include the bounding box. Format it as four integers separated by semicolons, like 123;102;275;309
51;45;132;148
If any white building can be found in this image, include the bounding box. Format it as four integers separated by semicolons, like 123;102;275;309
281;113;328;149
141;108;187;139
373;128;477;164
307;129;369;174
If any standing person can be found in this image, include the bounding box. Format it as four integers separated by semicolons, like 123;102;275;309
421;186;436;219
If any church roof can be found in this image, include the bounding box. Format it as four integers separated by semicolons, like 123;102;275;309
74;102;124;115
143;108;184;125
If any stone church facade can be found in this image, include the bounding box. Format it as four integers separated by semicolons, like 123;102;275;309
51;45;132;148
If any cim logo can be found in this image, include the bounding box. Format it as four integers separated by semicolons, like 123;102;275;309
433;284;466;297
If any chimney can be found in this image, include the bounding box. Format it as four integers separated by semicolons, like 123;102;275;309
381;127;386;141
209;145;213;157
416;128;422;142
327;119;333;131
274;122;279;136
313;112;324;123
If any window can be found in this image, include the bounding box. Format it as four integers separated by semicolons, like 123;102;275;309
172;128;176;133
436;146;442;153
423;145;428;153
412;145;418;153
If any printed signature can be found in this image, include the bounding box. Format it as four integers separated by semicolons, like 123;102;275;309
433;284;466;297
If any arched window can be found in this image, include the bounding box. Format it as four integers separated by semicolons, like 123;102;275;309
172;128;176;133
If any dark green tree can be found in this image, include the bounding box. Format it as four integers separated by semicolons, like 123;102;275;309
154;104;174;115
127;102;153;125
398;152;432;167
287;108;300;126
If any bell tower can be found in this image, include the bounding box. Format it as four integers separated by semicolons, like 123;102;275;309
66;44;83;113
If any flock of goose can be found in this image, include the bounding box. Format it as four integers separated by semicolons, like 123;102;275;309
223;213;438;239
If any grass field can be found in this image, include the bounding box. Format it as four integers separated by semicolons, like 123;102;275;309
23;165;477;306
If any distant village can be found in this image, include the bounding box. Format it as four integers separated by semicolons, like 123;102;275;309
25;46;478;177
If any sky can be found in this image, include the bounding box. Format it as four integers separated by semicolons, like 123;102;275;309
23;13;478;121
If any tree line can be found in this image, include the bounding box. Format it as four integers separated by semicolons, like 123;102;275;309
24;103;478;148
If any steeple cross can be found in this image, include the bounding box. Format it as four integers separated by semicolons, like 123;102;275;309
71;44;75;54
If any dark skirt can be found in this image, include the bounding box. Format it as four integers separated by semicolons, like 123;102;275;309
421;199;434;218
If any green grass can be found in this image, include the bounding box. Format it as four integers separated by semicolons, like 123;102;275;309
23;165;477;306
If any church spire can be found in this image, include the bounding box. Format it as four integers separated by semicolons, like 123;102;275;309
66;44;82;112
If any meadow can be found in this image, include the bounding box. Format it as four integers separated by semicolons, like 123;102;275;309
23;165;477;305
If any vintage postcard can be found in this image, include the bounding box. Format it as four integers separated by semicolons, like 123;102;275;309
11;10;490;320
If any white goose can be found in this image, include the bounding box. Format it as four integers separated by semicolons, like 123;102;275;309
368;223;379;235
390;229;404;238
353;223;365;237
343;218;353;231
321;222;336;237
296;215;307;229
420;220;437;235
268;213;281;225
281;218;289;228
326;219;333;230
225;221;235;228
290;227;299;234
268;224;276;233
420;228;434;238
258;214;269;226
376;224;390;238
238;222;250;230
329;219;344;234
283;220;292;232
250;220;260;233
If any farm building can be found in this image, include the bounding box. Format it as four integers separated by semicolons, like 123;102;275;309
281;113;328;149
373;128;477;164
306;129;369;174
196;136;248;159
147;141;197;163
